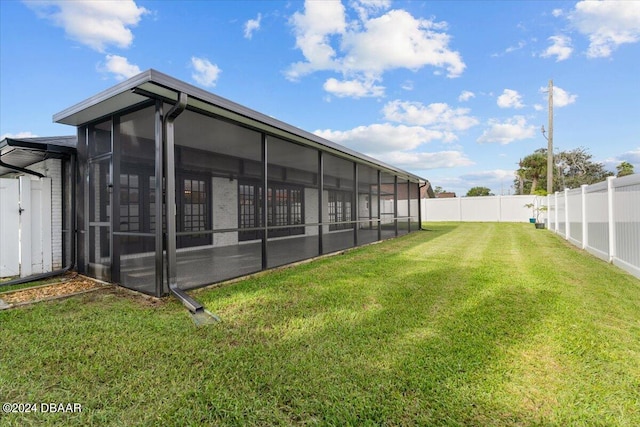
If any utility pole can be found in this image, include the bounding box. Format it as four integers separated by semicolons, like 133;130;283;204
546;79;553;194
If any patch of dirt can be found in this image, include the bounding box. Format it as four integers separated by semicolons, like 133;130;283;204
0;273;105;305
98;286;167;307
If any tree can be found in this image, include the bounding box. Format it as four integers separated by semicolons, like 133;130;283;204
616;161;635;177
466;186;493;197
555;147;612;188
516;149;547;195
514;147;613;194
434;186;446;195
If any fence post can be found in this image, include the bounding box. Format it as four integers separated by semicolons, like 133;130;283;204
458;196;462;221
581;184;588;249
546;194;551;228
607;176;616;263
564;188;570;240
553;191;557;233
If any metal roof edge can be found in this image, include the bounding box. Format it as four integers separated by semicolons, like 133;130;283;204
52;70;154;124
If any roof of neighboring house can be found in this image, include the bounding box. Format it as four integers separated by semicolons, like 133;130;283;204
435;192;457;198
0;136;77;177
53;69;428;184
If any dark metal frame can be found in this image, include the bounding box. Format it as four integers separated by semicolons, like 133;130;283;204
58;71;427;299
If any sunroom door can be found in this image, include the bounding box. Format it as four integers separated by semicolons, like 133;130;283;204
88;156;112;281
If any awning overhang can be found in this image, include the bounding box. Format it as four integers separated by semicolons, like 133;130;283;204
0;136;77;177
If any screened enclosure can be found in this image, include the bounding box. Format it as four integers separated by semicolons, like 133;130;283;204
56;70;427;297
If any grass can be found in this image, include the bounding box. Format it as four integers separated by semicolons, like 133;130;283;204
1;223;639;426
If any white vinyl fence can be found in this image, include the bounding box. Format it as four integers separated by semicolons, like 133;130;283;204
422;195;540;223
547;174;640;279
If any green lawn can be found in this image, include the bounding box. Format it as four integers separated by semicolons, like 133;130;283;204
1;223;639;426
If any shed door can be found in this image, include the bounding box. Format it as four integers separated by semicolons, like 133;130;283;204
0;179;20;277
0;177;52;278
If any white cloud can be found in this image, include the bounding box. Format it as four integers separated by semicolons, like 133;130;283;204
604;147;640;169
541;35;573;61
461;169;516;182
497;89;524;109
314;123;448;154
341;9;465;77
191;57;221;87
477;116;536;144
287;1;465;96
351;0;391;20
570;0;640;58
553;86;577;107
552;9;564;18
1;131;38;140
623;148;640;164
380;150;474;170
540;85;577;108
533;104;544;111
244;13;262;39
101;54;141;80
458;90;475;102
491;40;526;57
401;80;414;91
26;0;148;52
382;100;479;131
288;0;347;79
323;77;385;98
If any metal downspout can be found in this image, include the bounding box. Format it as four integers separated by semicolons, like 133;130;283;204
418;182;429;231
0;153;77;287
162;93;208;315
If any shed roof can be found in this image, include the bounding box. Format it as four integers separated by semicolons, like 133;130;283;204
0;136;76;177
53;69;428;184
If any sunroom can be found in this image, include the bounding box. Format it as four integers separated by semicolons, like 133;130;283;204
54;69;428;298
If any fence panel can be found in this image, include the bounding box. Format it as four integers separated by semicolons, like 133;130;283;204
584;181;609;261
545;174;640;280
612;175;640;278
423;195;536;223
547;195;555;230
567;188;583;247
423;198;461;221
460;197;498;221
556;192;566;237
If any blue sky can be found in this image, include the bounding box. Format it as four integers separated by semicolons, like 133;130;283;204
1;0;639;195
